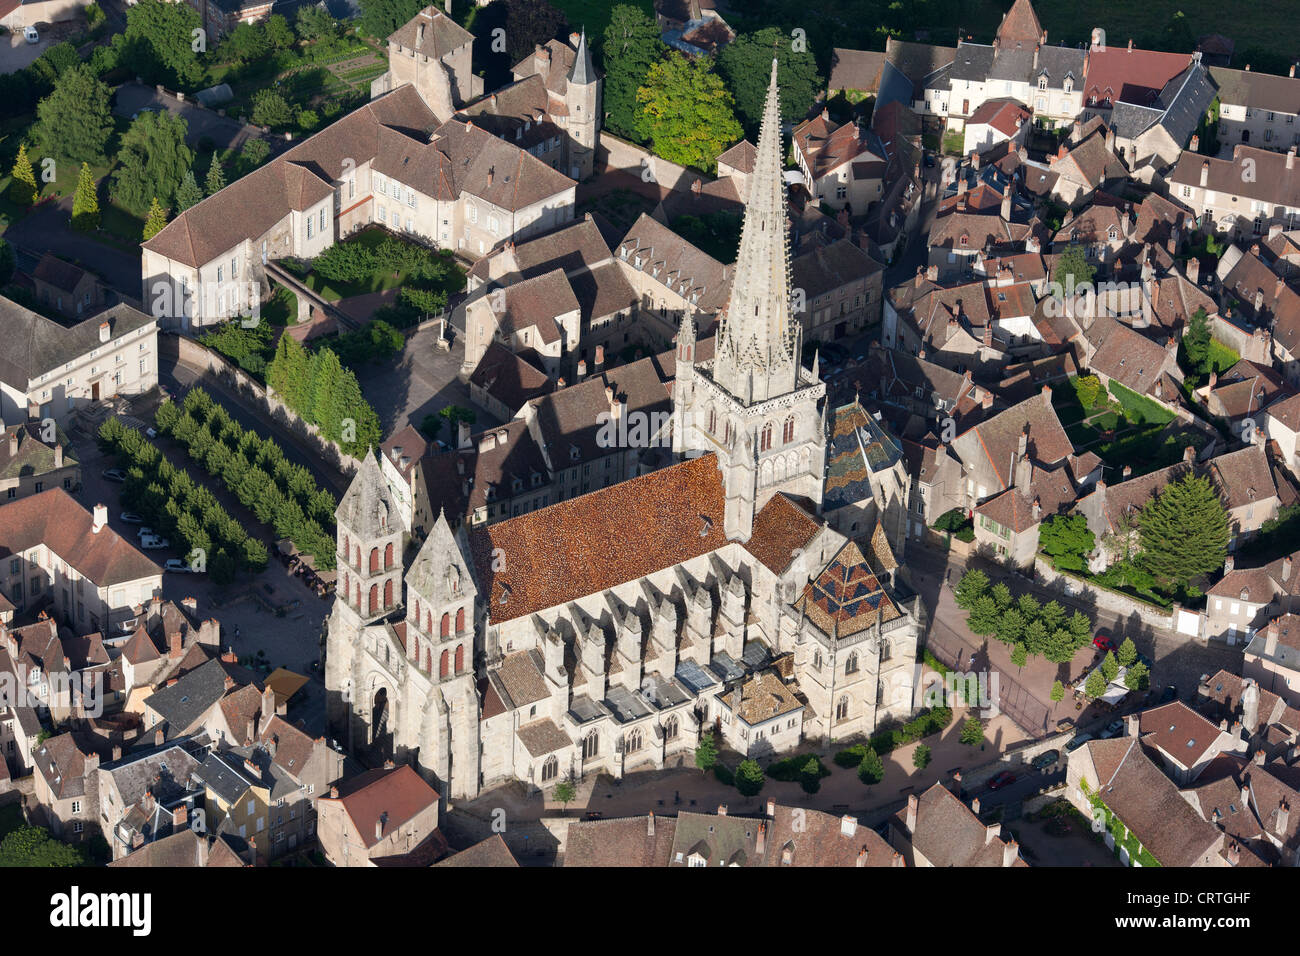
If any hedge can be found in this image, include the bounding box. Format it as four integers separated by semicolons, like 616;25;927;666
833;706;954;763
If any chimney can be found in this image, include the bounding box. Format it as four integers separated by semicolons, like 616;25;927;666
457;420;472;450
856;847;869;867
1031;497;1041;522
131;831;144;849
926;264;939;281
840;814;858;838
1041;383;1052;404
1127;38;1133;51
1292;64;1297;78
905;793;918;832
1277;800;1290;836
594;344;605;369
7;429;15;457
173;805;187;829
576;359;587;379
985;821;1001;845
982;390;994;410
756;821;766;854
1189;134;1200;152
154;728;164;747
717;805;728;816
261;684;276;726
1105;125;1116;153
1200;161;1210;187
1185;256;1200;285
169;631;182;658
1184;445;1196;464
766;799;776;818
982;324;993;348
224;674;235;691
1288;147;1296;171
915;266;925;288
971;796;981;815
1122;464;1132;479
375;815;385;842
1126;713;1140;737
1285;556;1293;582
329;786;339;798
1266;619;1280;656
111;745;122;761
245;718;255;743
647;811;655;836
1001;184;1012;222
1003;839;1019;867
91;503;107;534
1224;555;1234;573
487;166;495;186
98;321;110;343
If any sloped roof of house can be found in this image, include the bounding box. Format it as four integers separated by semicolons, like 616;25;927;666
387;6;473;58
794;540;900;638
895;782;1024;866
329;765;439;849
743;494;821;575
565;815;679;866
1084;317;1176;397
829;48;888;93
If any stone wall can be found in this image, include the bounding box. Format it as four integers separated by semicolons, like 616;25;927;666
164;334;362;482
1033;558;1177;630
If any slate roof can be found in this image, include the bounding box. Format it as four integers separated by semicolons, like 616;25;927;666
434;833;519;866
1210;66;1300;114
722;669;803;726
516;717;572;757
1170;146;1300;214
107;828;246;867
142;659;232;737
0;298;155;386
386;6;473;58
828;48;887;93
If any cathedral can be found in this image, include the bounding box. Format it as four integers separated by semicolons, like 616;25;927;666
326;63;922;801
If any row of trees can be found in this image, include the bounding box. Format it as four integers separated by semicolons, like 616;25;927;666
267;334;382;459
154;388;337;568
98;417;269;584
955;569;1097;664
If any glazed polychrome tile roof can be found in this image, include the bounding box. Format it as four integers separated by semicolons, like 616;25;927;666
795;541;900;638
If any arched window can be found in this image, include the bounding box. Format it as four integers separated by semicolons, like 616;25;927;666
708;408;716;434
383;579;393;608
783;415;795;444
881;641;892;662
454;644;464;673
425;649;432;673
440;613;450;638
582;731;598;760
846;652;859;675
760;422;773;451
813;651;822;670
439;649;450;678
368;584;378;615
625;728;642;753
342;571;349;605
384;542;394;569
665;715;679;740
455;607;466;633
836;696;849;721
354;545;361;570
411;635;419;663
426;610;432;633
341;534;349;561
369;548;379;573
541;755;558;782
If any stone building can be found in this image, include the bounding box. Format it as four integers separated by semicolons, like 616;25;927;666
325;64;921;802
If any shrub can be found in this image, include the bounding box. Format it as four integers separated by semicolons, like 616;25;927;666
736;759;765;796
834;743;869;768
799;757;825;793
913;744;932;769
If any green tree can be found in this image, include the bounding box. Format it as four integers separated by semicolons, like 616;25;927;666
994;607;1024;646
552;776;576;813
602;4;665;141
204;157;227;195
955;568;990;609
175;169;203;212
1011;642;1028;669
1181;307;1213;377
1124;661;1150;692
718;27;822;132
1074;374;1103;408
142;196;168;240
222;21;269;63
251;89;294;128
1068;610;1093;647
1053;244;1095;291
112;109;194;214
1117;636;1137;668
498;0;566;64
1101;651;1119;683
912;744;931;770
0;824;87;866
357;0;425;42
296;5;337;41
959;716;984;747
1039;514;1096;571
736;758;765;796
989;582;1013;610
636;52;743;173
123;0;205;90
857;747;884;784
1050;679;1065;702
239;137;271;173
71;162;100;232
1138;472;1229;589
264;14;293;49
9;143;38;205
694;731;718;772
1044;628;1078;664
34;64;114;165
85;1;105;29
966;595;999;635
1085;669;1107;700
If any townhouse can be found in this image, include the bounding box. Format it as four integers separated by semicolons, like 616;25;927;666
1209;65;1300;152
1169;145;1300;239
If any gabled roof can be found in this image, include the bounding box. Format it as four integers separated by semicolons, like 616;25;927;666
329;765;439;849
0;298;156;387
794;540;900;638
387;6;473;59
743;494;820;575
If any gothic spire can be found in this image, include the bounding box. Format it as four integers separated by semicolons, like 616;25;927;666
710;59;800;406
569;27;594;86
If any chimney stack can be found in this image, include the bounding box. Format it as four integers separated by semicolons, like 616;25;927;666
647;811;655;836
717;804;728;816
756;821;766;854
905;793;918;832
1200;161;1210;188
91;503;107;534
99;321;110;343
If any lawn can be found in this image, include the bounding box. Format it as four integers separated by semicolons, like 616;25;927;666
287;229;465;307
941;129;965;156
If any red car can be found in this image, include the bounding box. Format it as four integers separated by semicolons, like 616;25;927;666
988;771;1017;790
1093;633;1117;652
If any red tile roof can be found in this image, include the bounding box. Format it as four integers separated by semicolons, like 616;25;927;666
330;765;439;849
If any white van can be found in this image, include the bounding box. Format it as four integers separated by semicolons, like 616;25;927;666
24;26;40;44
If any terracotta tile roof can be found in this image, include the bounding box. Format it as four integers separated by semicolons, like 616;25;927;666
743;494;820;575
1206;444;1277;510
568;260;638;320
762;804;900;866
565;814;678;866
1139;701;1224;769
0;489;160;587
1083;47;1193;107
968;98;1030;137
489;649;550;711
722;669;803;725
957;389;1073;489
218;684;265;745
434;833;519;866
1084;317;1177;397
456;74;559;152
256;715;318;779
897;782;1022;866
994;0;1043;49
468;341;553;411
717;139;757;173
795;540;900;638
828;48;887;93
387;6;473;59
793;114;884;181
330;765;439;849
107;829;247;868
492;216;612;281
419;418;551;522
1083;737;1224;866
617;213;731;314
1170;146;1300;220
490;268;578;344
791;240;882;302
469;455;727;623
430;119;576;211
516;717;572;757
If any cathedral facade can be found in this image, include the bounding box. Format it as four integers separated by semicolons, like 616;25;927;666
326;64;920;802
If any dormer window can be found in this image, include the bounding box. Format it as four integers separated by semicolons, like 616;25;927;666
1038;75;1047;91
569;445;580;461
512;477;523;493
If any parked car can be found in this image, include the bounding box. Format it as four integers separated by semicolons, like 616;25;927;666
1092;633;1117;653
1065;732;1093;752
164;558;197;573
102;468;127;482
139;535;170;550
120;512;144;524
145;427;157;439
1161;684;1178;703
1099;719;1125;739
24;26;39;43
988;771;1017;790
1031;749;1060;771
